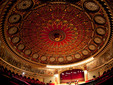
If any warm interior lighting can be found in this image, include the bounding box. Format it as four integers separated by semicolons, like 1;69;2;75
46;57;94;68
54;74;59;77
22;72;25;76
84;70;87;74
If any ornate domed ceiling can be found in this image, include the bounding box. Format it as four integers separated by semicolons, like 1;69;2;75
0;0;113;66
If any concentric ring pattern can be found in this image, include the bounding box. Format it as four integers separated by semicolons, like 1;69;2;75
0;0;112;65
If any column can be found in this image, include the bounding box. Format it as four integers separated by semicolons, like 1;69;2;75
84;70;88;82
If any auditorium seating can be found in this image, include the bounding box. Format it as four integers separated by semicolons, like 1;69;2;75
0;66;45;85
1;65;113;85
95;67;113;85
82;67;113;85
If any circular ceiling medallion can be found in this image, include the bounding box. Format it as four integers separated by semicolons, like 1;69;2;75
58;57;64;62
82;50;89;55
12;36;20;44
17;0;33;10
96;27;106;35
8;27;18;35
41;56;47;61
0;0;111;65
25;49;31;55
94;15;106;25
8;14;21;23
49;30;66;42
75;53;81;59
18;44;25;50
94;37;102;44
89;44;96;51
50;57;55;62
32;53;38;59
83;1;100;12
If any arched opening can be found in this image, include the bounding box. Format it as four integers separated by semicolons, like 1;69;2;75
60;69;84;83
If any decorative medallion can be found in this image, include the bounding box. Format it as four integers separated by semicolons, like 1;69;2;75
96;27;106;35
89;44;96;51
67;56;73;61
82;50;89;55
50;57;55;62
94;15;106;25
49;30;66;42
32;53;38;59
8;14;21;23
75;53;81;59
83;1;100;12
8;27;18;35
18;44;25;50
41;56;47;61
58;57;64;62
25;49;31;55
12;36;20;44
94;37;102;44
17;0;33;10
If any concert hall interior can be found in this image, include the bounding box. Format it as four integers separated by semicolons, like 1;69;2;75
0;0;113;85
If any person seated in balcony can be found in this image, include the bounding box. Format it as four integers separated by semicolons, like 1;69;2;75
49;80;52;83
93;75;96;80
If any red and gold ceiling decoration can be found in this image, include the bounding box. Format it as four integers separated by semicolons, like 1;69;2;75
0;0;113;65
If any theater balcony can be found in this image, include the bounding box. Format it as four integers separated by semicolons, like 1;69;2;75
0;0;113;85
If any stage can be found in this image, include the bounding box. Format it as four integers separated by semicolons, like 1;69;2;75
53;81;85;85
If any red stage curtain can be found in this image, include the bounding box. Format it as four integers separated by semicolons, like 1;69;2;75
47;83;55;85
60;69;84;83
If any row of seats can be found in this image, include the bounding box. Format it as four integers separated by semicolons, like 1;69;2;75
84;67;113;85
0;71;29;85
13;75;45;85
95;67;113;85
0;66;45;85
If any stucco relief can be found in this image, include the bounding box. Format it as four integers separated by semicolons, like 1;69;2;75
0;46;54;76
0;59;53;79
87;48;113;71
